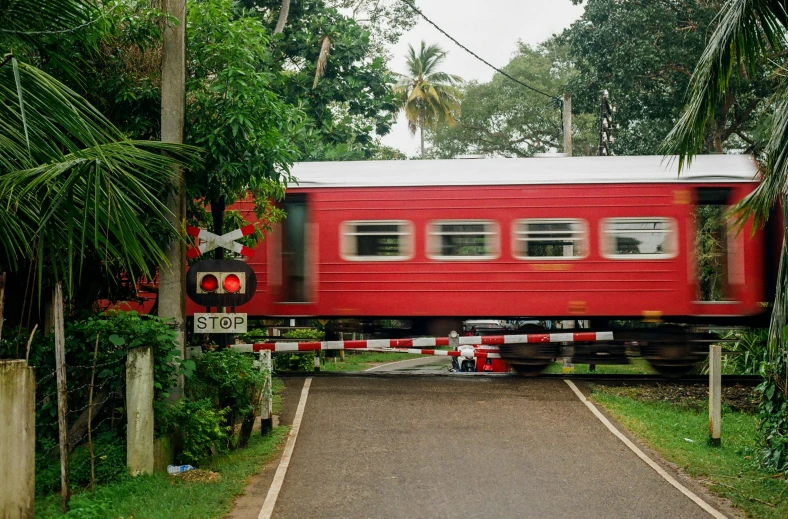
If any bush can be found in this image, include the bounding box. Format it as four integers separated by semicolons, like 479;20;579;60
274;328;325;372
186;348;266;448
36;432;127;496
162;398;228;465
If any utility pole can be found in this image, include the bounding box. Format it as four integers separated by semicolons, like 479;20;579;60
597;90;616;156
159;0;187;400
562;92;572;157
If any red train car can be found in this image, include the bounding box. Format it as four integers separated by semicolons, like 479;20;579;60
187;154;775;373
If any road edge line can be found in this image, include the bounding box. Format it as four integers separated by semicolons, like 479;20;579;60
364;357;431;372
564;380;727;519
257;378;312;519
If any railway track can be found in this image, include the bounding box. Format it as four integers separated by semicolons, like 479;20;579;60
275;371;763;386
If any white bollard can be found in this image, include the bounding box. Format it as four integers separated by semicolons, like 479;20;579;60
259;350;273;435
709;344;721;446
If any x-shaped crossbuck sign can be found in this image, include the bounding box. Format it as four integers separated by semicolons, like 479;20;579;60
186;225;256;259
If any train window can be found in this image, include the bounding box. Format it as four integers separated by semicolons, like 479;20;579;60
513;219;587;259
340;221;414;261
427;220;499;260
602;218;677;259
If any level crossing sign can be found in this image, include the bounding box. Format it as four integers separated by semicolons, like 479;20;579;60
194;313;247;333
186;224;256;259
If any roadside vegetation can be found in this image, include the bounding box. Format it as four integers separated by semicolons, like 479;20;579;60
590;386;787;519
36;427;288;519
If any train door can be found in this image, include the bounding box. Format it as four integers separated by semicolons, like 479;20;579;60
693;188;733;301
280;194;309;302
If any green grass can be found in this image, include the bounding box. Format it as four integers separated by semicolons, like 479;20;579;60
320;351;422;372
36;427;289;519
591;389;788;518
543;358;658;375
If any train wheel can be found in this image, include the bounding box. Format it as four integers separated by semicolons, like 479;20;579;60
644;342;704;378
499;343;557;377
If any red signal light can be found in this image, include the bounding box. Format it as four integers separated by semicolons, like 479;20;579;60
223;273;242;293
200;274;219;293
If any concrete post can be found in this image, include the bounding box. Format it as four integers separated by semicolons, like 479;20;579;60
708;344;722;446
260;350;273;435
0;360;35;518
127;347;154;475
313;353;320;372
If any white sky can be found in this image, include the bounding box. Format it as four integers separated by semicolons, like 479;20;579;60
381;0;585;155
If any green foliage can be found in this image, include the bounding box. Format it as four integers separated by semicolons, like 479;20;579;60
694;205;727;301
0;0;197;287
394;41;462;158
565;0;775;156
273;328;325;371
428;42;596;158
162;398;229;465
756;338;788;475
1;311;180;449
186;0;304;235
259;0;399;160
187;349;267;435
36;431;127;496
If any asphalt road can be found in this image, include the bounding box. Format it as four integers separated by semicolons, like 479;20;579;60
261;376;731;519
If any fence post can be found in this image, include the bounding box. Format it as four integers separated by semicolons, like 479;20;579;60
0;360;35;519
709;344;722;446
127;346;154;475
53;283;70;512
260;350;273;435
313;353;320;372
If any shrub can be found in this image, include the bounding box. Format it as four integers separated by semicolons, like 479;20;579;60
274;328;325;372
162;398;228;465
186;348;266;448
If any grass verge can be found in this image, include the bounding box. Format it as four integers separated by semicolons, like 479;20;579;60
590;387;787;519
36;426;288;519
320;351;422;372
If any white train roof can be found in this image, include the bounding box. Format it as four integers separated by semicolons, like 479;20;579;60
288;154;760;188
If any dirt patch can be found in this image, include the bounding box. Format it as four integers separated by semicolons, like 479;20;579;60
594;383;759;414
170;469;221;483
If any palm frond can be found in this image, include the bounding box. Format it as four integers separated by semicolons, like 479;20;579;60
0;0;99;34
661;0;786;168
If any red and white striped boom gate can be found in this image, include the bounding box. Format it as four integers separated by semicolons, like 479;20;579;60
230;331;614;360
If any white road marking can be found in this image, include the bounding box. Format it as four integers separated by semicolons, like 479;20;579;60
364;356;446;372
564;380;727;519
258;378;312;519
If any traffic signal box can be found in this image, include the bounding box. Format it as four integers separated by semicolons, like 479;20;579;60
186;259;257;308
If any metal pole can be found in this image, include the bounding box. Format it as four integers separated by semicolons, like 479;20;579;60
563;92;572;157
709;344;722;446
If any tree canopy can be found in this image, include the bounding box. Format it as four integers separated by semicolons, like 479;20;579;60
426;42;596;158
562;0;776;155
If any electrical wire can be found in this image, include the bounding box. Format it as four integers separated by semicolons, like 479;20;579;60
398;0;561;102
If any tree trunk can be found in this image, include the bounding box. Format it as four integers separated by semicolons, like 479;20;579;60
159;0;187;401
419;120;424;160
273;0;291;35
47;390;109;458
211;196;226;261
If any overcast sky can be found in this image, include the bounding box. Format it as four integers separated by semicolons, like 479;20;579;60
381;0;585;155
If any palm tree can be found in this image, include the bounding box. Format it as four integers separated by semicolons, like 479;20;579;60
661;0;788;470
0;0;196;292
394;41;462;159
